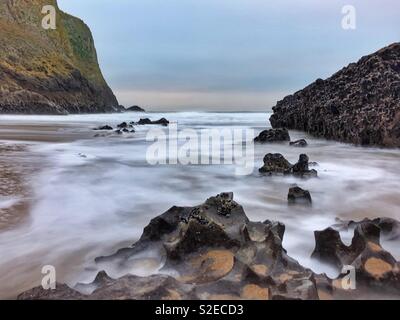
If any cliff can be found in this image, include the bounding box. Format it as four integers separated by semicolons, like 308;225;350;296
0;0;119;114
270;43;400;147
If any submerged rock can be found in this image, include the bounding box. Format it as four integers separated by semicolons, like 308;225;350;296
94;125;113;131
137;118;169;126
292;154;318;178
259;153;317;177
259;153;292;175
288;186;312;205
290;139;308;147
254;128;290;143
117;122;129;129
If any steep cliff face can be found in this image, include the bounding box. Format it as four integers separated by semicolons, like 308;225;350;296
270;43;400;147
0;0;119;114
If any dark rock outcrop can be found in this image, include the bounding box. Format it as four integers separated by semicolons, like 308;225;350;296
19;273;195;300
259;153;317;178
292;154;317;178
94;125;113;131
333;217;400;241
254;128;290;143
126;106;145;112
270;43;400;147
17;194;400;300
288;186;312;205
0;0;119;114
312;222;400;293
136;118;169;126
19;193;324;300
290;139;308;147
259;153;292;175
117;122;132;129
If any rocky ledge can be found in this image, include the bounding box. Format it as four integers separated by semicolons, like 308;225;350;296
269;43;400;147
18;193;400;300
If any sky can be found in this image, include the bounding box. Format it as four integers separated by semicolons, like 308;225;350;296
58;0;400;111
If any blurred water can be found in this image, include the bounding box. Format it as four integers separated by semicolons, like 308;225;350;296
0;112;399;298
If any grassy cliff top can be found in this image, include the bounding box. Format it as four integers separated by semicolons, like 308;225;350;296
0;0;108;87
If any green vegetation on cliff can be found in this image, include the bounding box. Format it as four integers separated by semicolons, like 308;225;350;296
0;0;119;114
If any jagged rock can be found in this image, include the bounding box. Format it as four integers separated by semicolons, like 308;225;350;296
292;154;318;178
333;217;400;241
254;128;290;143
117;122;128;129
259;153;317;177
259;153;292;175
18;273;194;300
137;118;169;126
22;193;322;300
290;139;308;147
18;194;400;300
94;125;113;131
311;222;400;293
288;186;312;205
269;43;400;147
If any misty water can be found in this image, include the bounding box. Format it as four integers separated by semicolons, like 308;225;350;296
0;112;400;299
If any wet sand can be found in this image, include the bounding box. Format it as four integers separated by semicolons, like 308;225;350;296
0;123;96;143
0;144;32;230
0;121;93;231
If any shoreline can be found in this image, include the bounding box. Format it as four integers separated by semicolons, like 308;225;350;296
0;113;399;300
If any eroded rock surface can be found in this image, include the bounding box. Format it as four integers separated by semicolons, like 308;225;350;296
269;43;400;147
19;193;322;300
312;221;400;294
18;194;400;300
259;153;317;178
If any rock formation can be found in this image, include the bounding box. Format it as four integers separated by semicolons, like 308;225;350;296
136;118;170;126
18;193;400;300
312;222;400;294
270;43;400;147
126;105;145;112
290;139;308;147
259;153;317;178
0;0;119;114
254;128;290;143
288;186;312;205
